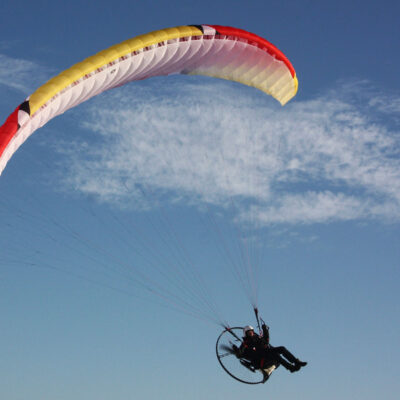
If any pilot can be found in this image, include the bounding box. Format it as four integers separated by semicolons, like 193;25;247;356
235;324;307;374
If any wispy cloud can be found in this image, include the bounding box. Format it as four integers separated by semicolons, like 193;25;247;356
0;54;50;94
58;78;400;225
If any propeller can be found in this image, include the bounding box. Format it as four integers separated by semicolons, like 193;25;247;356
219;344;237;355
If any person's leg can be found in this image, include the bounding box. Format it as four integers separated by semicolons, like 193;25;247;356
273;346;307;366
263;347;295;372
269;346;307;372
273;346;298;363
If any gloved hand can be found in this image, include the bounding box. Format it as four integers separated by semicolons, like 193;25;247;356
261;323;270;345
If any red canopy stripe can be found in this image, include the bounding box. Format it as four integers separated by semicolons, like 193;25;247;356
210;25;296;78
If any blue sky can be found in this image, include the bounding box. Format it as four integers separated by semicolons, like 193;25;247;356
1;1;400;399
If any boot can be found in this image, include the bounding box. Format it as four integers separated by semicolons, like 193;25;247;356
289;364;300;373
295;359;307;368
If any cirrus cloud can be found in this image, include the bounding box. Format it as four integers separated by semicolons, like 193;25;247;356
58;78;400;226
0;53;51;94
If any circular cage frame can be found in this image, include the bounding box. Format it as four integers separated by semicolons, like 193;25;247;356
216;326;266;385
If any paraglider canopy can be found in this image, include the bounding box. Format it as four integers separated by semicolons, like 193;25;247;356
0;24;297;176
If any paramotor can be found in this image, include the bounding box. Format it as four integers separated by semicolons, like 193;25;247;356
216;326;279;384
